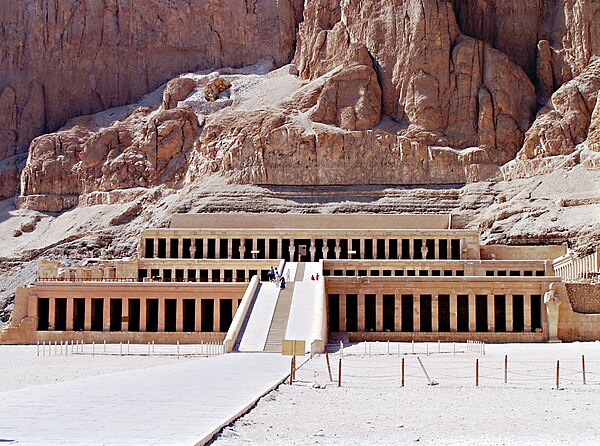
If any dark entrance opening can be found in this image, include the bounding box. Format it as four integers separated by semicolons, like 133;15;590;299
327;239;337;259
383;294;395;332
244;239;253;259
426;239;435;259
351;239;361;259
145;239;154;258
364;294;376;331
201;299;214;332
207;239;217;259
110;299;122;331
138;268;148;282
494;295;506;332
175;269;184;282
73;298;86;331
512;295;524;332
438;295;450;331
531;295;542;332
438;239;448;259
37;298;49;330
194;238;203;259
236;269;246;282
183;299;195;332
188;269;197;282
420;295;432;332
401;295;414;332
220;239;229;259
389;239;398;259
170;238;178;258
54;298;67;331
146;299;159;332
363;239;373;260
165;299;177;332
91;299;104;331
339;239;348;259
128;299;140;332
212;269;220;282
282;239;291;261
200;269;209;282
231;239;241;259
476;295;488;332
401;239;410;259
346;294;358;331
294;239;311;262
314;239;324;261
457;295;469;332
328;294;340;332
224;269;233;282
413;239;423;259
376;239;386;259
220;299;233;332
451;239;461;260
182;238;191;259
268;239;278;259
157;238;166;258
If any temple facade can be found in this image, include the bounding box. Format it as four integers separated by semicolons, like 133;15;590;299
2;214;599;349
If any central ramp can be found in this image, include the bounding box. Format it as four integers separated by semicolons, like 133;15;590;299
237;282;280;352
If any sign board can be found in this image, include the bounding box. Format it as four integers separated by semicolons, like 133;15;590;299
282;339;306;356
298;245;307;256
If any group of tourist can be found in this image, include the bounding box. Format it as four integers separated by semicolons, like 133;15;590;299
268;267;286;289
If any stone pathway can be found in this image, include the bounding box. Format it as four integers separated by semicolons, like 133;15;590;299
0;353;289;446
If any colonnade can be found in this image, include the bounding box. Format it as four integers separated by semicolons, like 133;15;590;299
143;236;464;261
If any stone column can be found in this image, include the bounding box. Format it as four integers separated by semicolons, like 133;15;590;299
227;238;233;258
84;298;92;331
431;295;439;332
103;299;111;331
122;298;129;332
468;295;476;332
339;294;347;332
66;298;74;331
449;294;457;332
151;238;158;258
359;239;365;259
487;296;495;332
544;284;561;342
157;299;165;332
434;239;440;259
413;295;421;332
191;238;197;259
373;239;378;260
310;239;316;262
357;293;365;332
195;299;202;332
176;299;184;332
385;238;390;259
395;294;402;332
376;293;383;332
335;239;341;259
215;238;221;259
288;243;296;263
447;238;453;260
48;298;56;330
277;238;283;259
321;239;329;260
140;298;147;331
178;238;183;259
409;239;414;259
239;238;246;259
524;295;532;332
506;295;514;332
203;237;209;259
214;299;221;332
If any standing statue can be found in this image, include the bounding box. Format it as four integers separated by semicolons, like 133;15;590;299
544;282;561;342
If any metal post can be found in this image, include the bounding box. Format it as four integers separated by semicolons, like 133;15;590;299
504;355;508;384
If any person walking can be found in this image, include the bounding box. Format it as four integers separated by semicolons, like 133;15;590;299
280;276;286;289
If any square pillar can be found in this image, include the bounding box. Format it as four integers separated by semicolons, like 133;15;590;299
468;295;476;332
335;239;341;259
409;238;414;259
203;237;208;259
375;294;383;332
447;238;452;260
122;298;129;331
524;294;532;332
48;298;56;330
278;238;284;259
214;299;221;332
103;299;110;331
395;294;402;332
227;238;233;258
215;238;221;259
357;293;365;332
431;295;439;332
140;298;147;331
84;298;92;331
178;238;183;259
413;295;421;332
153;238;159;258
66;298;74;331
506;295;514;332
195;299;202;332
339;294;347;332
434;239;440;259
310;239;316;262
359;239;365;259
373;238;378;260
176;299;184;332
449;294;457;332
487;296;495;332
158;299;165;332
384;238;390;259
321;238;329;260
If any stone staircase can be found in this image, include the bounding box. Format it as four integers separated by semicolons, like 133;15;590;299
263;263;305;353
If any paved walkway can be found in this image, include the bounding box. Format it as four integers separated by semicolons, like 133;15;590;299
0;353;290;446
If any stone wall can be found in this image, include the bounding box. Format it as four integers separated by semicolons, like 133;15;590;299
566;283;600;314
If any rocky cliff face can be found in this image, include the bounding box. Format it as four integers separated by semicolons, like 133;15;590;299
0;0;303;198
8;0;600;211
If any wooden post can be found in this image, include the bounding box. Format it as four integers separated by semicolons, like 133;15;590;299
338;358;342;387
290;357;294;385
582;355;586;385
556;360;560;390
401;357;405;387
476;359;479;387
325;351;333;381
177;340;180;359
504;355;508;384
37;341;40;357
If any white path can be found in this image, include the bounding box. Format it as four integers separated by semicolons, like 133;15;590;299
0;353;289;446
237;283;279;352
